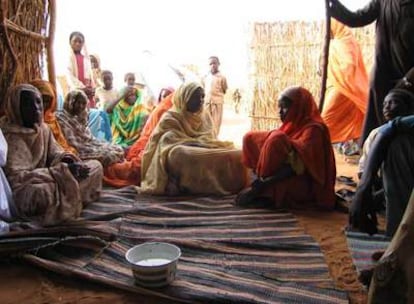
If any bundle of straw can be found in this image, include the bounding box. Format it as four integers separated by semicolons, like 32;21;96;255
247;20;374;131
0;0;56;111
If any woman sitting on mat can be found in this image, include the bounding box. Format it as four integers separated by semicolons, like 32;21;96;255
30;79;78;155
1;84;103;225
57;90;124;167
109;86;149;148
103;87;175;187
140;82;247;196
237;86;336;209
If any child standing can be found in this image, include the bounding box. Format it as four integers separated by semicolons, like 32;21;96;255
95;70;121;111
202;56;228;137
66;31;96;108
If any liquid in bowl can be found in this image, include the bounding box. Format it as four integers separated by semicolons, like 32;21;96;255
135;258;171;267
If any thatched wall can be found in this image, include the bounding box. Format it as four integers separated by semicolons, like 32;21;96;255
0;0;56;110
248;21;375;131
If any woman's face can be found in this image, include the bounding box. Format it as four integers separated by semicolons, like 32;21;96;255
20;90;43;128
72;93;88;115
125;75;135;86
186;87;205;113
90;55;99;69
42;94;53;112
70;34;84;53
278;96;292;122
159;89;172;101
125;88;137;105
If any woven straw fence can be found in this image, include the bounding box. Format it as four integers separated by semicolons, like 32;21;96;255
248;21;375;131
0;0;56;111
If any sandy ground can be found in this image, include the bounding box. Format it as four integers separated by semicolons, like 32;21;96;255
0;106;367;304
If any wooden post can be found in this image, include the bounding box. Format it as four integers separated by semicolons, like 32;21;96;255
318;0;331;113
0;0;18;111
47;0;56;89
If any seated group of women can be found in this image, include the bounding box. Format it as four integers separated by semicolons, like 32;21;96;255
97;72;150;148
1;81;338;227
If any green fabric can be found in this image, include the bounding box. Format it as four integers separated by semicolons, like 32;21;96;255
111;88;148;147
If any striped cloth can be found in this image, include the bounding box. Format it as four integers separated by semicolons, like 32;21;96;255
346;231;390;272
18;188;347;303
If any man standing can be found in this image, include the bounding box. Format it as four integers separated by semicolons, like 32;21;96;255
203;56;228;137
329;0;414;145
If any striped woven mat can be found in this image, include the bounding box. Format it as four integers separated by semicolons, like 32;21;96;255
13;187;348;303
346;231;390;272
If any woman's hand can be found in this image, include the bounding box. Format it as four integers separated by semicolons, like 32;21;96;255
68;162;90;181
61;154;80;164
83;86;95;98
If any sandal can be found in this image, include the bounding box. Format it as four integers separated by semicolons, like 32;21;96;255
335;188;356;202
336;175;357;187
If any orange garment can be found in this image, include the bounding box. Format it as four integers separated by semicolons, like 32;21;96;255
103;92;174;187
322;19;369;143
242;86;336;209
29;80;78;155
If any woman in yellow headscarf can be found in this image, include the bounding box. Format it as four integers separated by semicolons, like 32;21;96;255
30;79;78;155
140;82;248;195
322;19;369;145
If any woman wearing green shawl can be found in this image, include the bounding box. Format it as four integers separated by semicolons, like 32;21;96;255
110;86;149;147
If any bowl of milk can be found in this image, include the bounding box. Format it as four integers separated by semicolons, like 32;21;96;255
125;242;181;288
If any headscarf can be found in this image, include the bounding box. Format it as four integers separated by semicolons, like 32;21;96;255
111;87;149;147
30;80;78;155
171;82;207;133
141;82;233;194
158;86;175;102
90;54;100;67
90;54;103;87
278;86;335;187
126;88;175;160
279;86;323;137
29;80;57;122
63;89;89;125
4;84;41;127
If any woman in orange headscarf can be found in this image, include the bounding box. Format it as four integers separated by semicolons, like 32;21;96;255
103;87;175;187
238;86;336;209
30;79;78;155
322;19;369;144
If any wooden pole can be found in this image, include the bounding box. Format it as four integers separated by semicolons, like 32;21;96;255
0;0;18;111
46;0;57;88
318;0;331;113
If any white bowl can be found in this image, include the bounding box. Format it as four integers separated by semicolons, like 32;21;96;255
125;242;181;288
